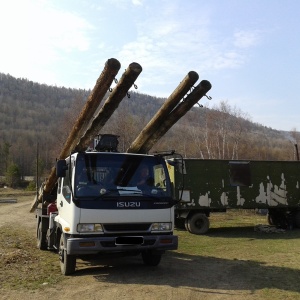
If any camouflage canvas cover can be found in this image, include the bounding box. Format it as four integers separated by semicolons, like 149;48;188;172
168;159;300;210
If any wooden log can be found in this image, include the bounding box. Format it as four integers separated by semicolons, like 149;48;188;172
138;80;212;154
62;58;121;155
29;58;121;212
126;71;199;153
75;62;143;152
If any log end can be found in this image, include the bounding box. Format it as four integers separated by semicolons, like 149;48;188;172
106;58;121;71
187;71;199;82
200;80;212;91
128;62;143;74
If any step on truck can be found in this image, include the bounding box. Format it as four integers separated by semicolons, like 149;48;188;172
36;135;178;275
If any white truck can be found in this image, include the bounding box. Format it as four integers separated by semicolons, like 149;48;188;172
36;135;178;275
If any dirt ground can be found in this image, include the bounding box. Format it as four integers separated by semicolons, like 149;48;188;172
0;192;291;300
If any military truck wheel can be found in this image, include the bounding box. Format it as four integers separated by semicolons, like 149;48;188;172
294;211;300;228
59;234;76;275
268;211;288;229
37;222;47;250
142;251;162;266
186;213;210;235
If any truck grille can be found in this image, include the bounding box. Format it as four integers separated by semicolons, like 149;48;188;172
103;223;151;232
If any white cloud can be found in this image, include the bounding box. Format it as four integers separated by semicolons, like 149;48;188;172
211;51;245;69
116;7;252;93
233;30;261;48
0;0;93;84
106;0;142;9
0;1;264;94
132;0;143;5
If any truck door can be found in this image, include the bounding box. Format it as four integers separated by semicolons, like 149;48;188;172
57;164;78;231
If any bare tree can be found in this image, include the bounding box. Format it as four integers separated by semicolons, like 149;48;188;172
289;128;300;160
102;101;145;152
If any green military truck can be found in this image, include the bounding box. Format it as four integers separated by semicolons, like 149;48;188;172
167;158;300;234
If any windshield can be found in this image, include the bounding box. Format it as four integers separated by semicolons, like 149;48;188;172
74;153;171;199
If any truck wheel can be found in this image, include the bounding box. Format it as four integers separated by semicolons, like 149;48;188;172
268;211;288;229
186;213;210;235
142;251;162;266
59;234;76;275
37;222;47;250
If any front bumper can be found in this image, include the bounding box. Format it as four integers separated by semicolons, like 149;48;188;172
66;234;178;255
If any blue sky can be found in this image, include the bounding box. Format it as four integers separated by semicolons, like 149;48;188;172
1;0;299;131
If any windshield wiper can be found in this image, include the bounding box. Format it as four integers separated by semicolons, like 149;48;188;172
90;187;142;201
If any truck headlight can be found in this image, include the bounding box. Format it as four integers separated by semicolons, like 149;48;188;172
151;222;172;232
77;223;103;233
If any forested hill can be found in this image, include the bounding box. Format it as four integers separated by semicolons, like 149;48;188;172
0;73;167;135
0;72;296;177
0;72;167;176
0;73;90;134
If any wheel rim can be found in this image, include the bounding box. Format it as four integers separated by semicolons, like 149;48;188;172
195;219;204;228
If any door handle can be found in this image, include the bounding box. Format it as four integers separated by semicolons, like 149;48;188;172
60;201;63;207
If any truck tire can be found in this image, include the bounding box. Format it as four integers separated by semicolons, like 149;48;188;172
59;234;76;275
142;251;162;266
186;213;210;235
37;222;47;250
268;210;288;229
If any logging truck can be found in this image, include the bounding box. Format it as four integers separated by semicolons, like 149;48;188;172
168;158;300;234
36;135;178;275
32;58;212;274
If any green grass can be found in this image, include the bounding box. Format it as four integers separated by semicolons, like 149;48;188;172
176;210;300;261
0;225;63;290
174;210;300;299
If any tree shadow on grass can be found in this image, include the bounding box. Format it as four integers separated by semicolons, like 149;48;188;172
204;225;300;240
74;251;300;294
175;224;300;240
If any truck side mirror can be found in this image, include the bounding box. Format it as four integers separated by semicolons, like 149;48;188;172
56;160;68;177
166;159;186;174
